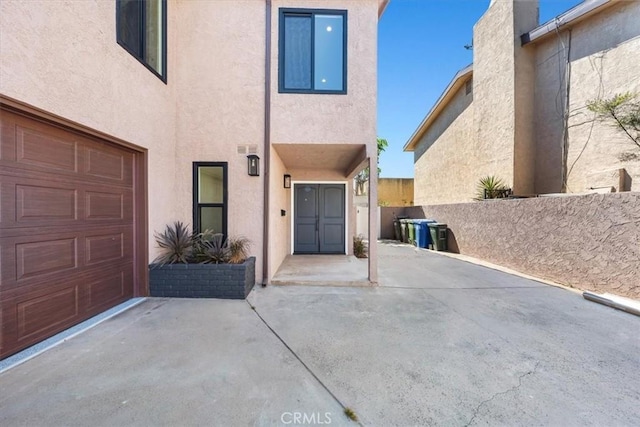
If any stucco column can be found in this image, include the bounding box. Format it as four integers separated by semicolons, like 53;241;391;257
368;157;378;283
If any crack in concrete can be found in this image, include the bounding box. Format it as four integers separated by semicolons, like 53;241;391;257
247;301;364;426
465;361;540;427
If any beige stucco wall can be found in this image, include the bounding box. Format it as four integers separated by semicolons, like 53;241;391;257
268;148;291;279
377;178;413;206
0;0;178;259
383;192;640;299
413;83;476;205
173;0;266;282
534;0;640;193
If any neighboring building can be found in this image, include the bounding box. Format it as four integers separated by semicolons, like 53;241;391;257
404;0;640;205
0;0;388;359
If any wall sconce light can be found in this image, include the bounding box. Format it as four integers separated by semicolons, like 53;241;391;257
247;155;260;176
283;174;291;188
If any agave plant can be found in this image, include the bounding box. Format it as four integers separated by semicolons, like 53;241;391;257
153;221;194;265
228;236;251;264
476;176;510;200
195;232;230;264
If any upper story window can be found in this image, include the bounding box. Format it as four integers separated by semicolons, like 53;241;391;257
117;0;167;82
279;9;347;94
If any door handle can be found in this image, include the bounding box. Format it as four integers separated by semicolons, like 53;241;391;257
316;217;319;231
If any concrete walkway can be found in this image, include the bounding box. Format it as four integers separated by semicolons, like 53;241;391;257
271;254;369;286
1;242;638;426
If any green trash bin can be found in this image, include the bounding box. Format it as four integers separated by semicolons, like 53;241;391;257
407;221;415;245
428;223;448;251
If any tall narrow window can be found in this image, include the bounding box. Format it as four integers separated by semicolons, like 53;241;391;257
279;9;347;94
117;0;167;81
193;163;227;237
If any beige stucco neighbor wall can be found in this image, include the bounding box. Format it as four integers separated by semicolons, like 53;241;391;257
472;0;537;194
534;1;640;194
412;0;639;205
0;0;178;258
413;84;475;205
395;193;640;299
378;178;414;206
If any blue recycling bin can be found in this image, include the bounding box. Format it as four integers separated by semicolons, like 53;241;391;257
414;219;437;248
411;220;421;247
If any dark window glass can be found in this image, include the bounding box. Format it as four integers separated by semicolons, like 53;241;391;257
116;0;166;81
284;15;312;90
193;163;227;237
279;9;347;94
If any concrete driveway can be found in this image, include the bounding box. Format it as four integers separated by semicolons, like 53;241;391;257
1;243;639;426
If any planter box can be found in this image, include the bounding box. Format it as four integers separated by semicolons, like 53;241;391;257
149;257;256;299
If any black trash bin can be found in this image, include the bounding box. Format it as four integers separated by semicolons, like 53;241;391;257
393;216;407;241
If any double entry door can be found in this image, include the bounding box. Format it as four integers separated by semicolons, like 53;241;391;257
294;184;345;254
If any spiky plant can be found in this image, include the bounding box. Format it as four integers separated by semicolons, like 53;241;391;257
228;236;251;264
153;221;194;265
476;175;510;200
195;232;230;264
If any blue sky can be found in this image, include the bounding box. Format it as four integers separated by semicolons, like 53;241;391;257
377;0;584;178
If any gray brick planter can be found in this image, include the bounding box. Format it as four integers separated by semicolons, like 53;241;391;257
149;257;256;299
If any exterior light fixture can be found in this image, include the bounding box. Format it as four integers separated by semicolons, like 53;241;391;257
284;174;291;188
247;154;259;176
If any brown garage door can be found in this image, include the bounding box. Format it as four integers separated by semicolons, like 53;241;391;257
1;109;137;360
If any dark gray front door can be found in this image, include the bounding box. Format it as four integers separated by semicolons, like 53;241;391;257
294;184;345;254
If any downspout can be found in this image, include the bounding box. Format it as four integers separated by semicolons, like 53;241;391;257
262;0;272;286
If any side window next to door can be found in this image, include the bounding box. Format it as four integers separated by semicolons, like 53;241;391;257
193;162;227;237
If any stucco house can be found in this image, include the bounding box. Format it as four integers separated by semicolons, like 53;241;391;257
0;0;388;360
404;0;640;205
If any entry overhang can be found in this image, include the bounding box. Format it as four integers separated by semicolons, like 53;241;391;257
273;143;367;177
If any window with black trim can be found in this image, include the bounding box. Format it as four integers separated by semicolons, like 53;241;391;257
193;162;228;237
117;0;167;81
279;8;347;94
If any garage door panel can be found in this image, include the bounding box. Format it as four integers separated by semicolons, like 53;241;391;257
86;232;125;265
17;184;77;221
16;285;79;341
87;270;132;313
16;124;78;173
86;191;124;220
17;237;78;281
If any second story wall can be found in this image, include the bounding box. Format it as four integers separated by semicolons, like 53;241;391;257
0;0;179;251
270;0;378;148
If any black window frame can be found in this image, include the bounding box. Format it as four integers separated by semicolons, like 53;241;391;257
193;162;228;238
278;8;348;95
116;0;168;82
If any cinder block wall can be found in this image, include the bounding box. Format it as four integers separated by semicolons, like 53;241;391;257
381;192;640;299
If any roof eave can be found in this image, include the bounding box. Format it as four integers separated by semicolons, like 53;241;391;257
378;0;390;18
403;64;473;152
521;0;617;45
